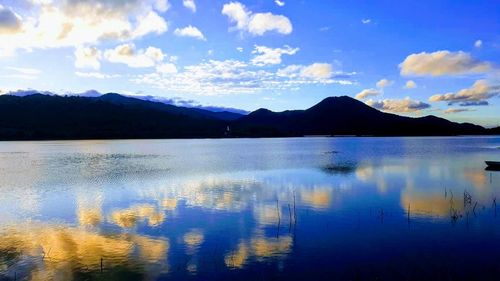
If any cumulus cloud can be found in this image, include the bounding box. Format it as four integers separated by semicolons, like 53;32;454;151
429;80;499;106
474;40;482;48
133;60;349;95
366;97;430;113
355;79;391;100
444;108;474;114
0;1;168;55
132;11;169;38
104;43;165;68
156;63;177;74
376;78;393;88
222;1;292;36
300;63;334;80
361;19;371;24
399;50;493;76
174;25;206;40
404;80;417;89
154;0;171;12
0;4;22;34
74;46;101;70
251;45;299;66
277;63;335;81
355;88;381;100
183;0;196;12
275;0;285;7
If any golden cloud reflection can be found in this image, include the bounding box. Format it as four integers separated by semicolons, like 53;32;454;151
137;177;260;213
300;187;331;210
400;190;451;217
183;229;204;252
463;169;487;190
355;164;412;194
224;242;249;269
0;223;169;280
253;204;280;226
110;204;165;228
225;235;293;269
161;198;178;210
76;194;103;227
77;207;103;226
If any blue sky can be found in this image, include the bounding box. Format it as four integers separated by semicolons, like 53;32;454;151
0;0;498;126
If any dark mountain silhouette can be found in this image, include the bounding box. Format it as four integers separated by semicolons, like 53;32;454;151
0;93;493;140
231;96;486;137
0;93;230;140
489;126;500;135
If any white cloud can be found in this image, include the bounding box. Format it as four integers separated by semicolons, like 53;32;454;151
248;13;292;36
399;50;493;76
251;45;299;66
404;80;417;89
133;60;349;95
355;88;381;100
300;63;333;80
366;97;430;113
429;79;499;106
376;78;393;88
156;63;177;74
174;25;206;40
221;2;249;30
474;40;482;48
154;0;171;12
275;0;285;7
277;63;339;81
183;0;196;12
361;19;371;24
74;46;101;70
222;1;292;36
236;47;243;52
356;79;392;100
104;43;165;68
132;11;168;38
75;71;120;79
0;1;168;55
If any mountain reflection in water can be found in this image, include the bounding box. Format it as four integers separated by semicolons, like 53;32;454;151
0;137;499;280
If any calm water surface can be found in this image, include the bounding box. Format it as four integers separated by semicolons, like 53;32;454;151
0;137;499;281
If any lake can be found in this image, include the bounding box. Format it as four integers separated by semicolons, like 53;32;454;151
0;137;499;281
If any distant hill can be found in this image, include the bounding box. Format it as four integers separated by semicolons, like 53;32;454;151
488;126;500;135
0;93;230;140
0;93;493;140
231;96;486;137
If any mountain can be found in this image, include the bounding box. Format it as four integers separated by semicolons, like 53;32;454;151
488;126;500;135
5;89;247;119
231;96;486;137
0;93;230;140
0;94;492;140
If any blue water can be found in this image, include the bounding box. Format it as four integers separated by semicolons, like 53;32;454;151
0;137;499;280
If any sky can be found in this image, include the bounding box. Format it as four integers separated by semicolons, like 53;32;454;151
0;0;499;127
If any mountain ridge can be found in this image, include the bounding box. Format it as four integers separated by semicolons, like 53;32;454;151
0;93;495;140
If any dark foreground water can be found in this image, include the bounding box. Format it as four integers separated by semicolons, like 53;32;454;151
0;137;499;281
